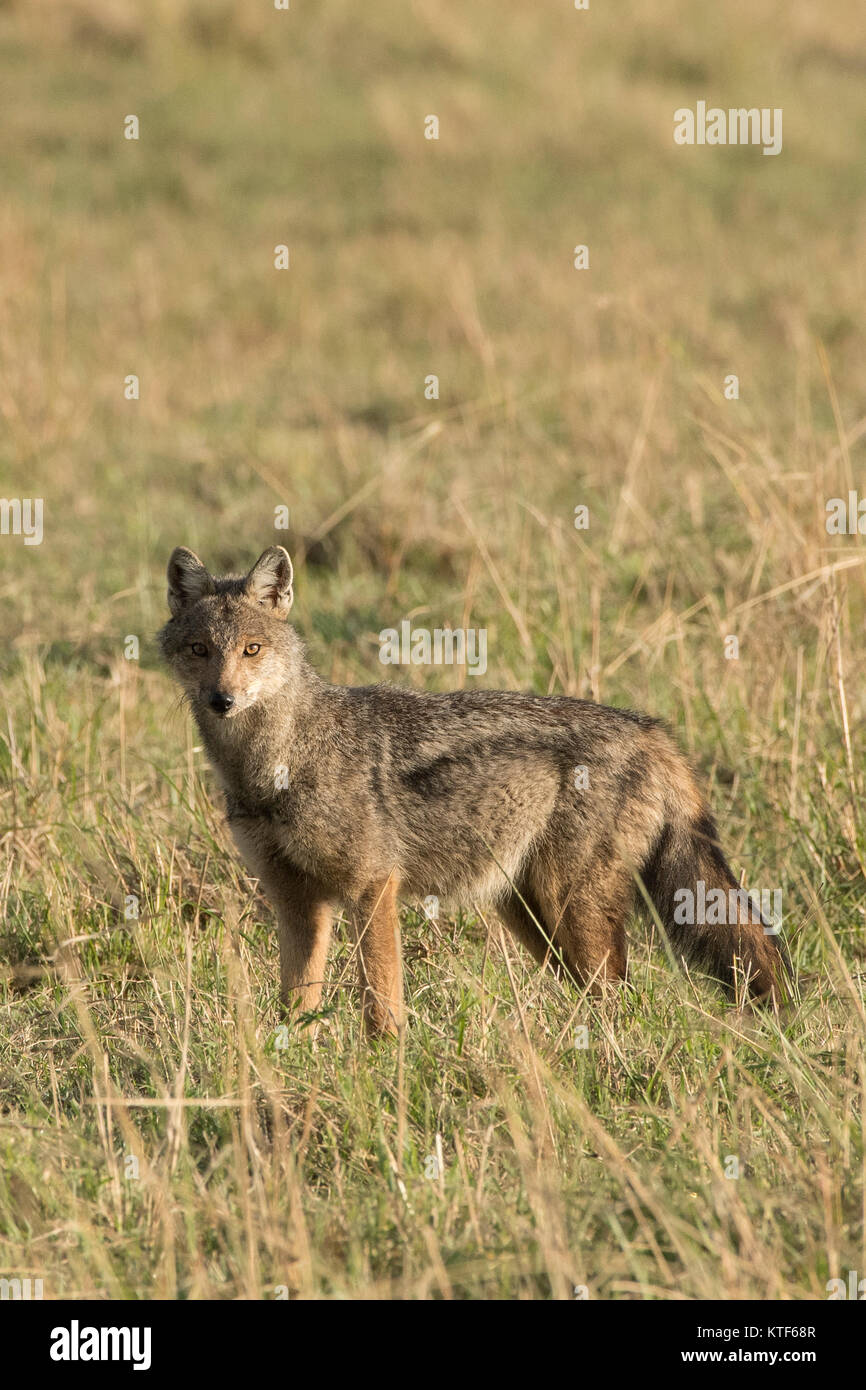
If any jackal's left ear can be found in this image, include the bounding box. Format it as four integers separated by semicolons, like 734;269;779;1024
245;545;294;617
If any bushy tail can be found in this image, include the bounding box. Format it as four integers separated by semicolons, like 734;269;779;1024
640;806;791;1004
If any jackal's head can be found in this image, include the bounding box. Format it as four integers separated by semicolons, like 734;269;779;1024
158;546;298;720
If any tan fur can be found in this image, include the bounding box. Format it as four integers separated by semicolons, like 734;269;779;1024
159;545;790;1035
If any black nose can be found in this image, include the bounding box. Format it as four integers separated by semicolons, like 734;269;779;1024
209;691;235;714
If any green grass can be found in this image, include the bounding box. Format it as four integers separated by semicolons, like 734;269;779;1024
0;0;864;1299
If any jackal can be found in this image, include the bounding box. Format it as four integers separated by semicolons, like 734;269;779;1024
159;545;789;1035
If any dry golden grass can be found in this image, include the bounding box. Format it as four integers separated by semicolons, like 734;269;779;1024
0;0;864;1298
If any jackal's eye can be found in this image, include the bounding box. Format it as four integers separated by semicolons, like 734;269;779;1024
243;643;261;657
190;642;208;657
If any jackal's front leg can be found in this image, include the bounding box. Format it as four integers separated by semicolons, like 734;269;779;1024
261;862;334;1019
277;897;334;1019
351;874;404;1037
228;822;334;1020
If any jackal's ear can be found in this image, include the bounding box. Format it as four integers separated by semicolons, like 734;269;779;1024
166;547;213;616
244;545;294;617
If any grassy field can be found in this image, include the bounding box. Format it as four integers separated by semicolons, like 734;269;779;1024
1;0;865;1300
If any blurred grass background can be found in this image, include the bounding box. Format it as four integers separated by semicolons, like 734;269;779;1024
0;0;864;1299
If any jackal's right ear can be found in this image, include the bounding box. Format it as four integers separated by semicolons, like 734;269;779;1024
166;547;213;616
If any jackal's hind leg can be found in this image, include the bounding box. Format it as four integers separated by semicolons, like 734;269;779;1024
497;883;557;968
503;869;630;991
